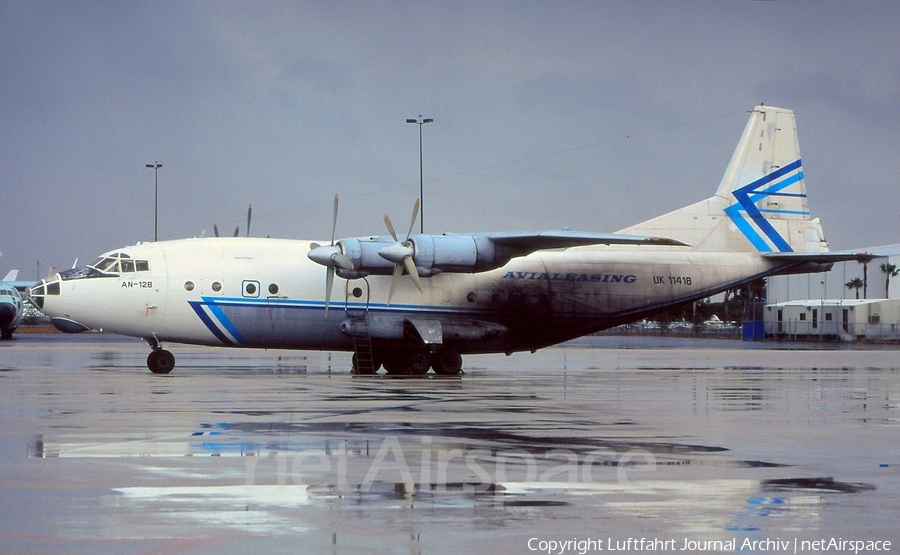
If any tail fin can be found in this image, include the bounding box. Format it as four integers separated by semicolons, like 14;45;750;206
619;104;829;254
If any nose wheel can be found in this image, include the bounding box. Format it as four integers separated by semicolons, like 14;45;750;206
147;349;175;374
146;335;175;374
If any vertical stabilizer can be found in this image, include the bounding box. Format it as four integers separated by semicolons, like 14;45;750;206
619;105;828;254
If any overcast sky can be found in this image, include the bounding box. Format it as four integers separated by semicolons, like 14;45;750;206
2;0;898;280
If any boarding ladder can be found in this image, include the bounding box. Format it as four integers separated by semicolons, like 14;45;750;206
348;314;376;374
344;279;376;374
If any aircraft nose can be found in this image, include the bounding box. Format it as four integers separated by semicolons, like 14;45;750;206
29;275;91;333
0;303;15;326
29;277;59;311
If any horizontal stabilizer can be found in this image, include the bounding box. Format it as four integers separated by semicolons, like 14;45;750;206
845;243;900;258
763;244;899;276
764;243;900;265
763;252;874;265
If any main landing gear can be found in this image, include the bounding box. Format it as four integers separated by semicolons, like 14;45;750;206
146;336;175;374
353;349;464;376
139;337;462;377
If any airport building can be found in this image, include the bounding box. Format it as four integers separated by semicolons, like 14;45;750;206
763;298;900;341
764;255;900;341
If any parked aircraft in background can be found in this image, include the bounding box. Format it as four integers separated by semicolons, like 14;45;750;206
30;105;891;373
1;269;31;339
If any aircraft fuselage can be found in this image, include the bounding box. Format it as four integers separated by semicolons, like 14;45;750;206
35;237;775;355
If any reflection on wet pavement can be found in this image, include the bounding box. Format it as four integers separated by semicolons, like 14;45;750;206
1;335;898;554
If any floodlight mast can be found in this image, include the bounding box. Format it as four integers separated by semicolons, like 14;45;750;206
145;162;162;241
406;116;432;233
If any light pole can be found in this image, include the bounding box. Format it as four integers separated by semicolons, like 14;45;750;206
406;116;432;233
146;162;162;241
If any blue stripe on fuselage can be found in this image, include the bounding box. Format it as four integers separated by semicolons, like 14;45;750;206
204;298;247;344
187;296;495;345
189;300;235;345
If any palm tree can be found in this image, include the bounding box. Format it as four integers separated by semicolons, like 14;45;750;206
880;262;899;298
845;277;864;299
860;259;869;299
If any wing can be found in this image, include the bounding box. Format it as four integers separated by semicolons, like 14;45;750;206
310;229;689;282
483;230;687;254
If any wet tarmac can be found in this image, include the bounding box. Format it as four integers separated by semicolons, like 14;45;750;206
1;333;898;554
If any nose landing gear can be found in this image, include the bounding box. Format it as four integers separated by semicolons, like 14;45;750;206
146;336;175;374
148;349;175;374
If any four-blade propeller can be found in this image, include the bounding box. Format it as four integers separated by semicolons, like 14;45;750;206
380;198;423;305
307;195;426;311
307;195;355;314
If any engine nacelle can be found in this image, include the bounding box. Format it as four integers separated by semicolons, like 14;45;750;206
333;234;503;279
405;234;499;274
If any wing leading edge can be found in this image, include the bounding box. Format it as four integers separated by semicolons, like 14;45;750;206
483;230;688;251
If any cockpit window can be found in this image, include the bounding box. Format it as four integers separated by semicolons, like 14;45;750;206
29;279;58;309
60;252;150;281
92;256;119;272
84;252;150;275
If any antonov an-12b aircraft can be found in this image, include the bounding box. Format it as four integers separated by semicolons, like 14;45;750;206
31;105;887;374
